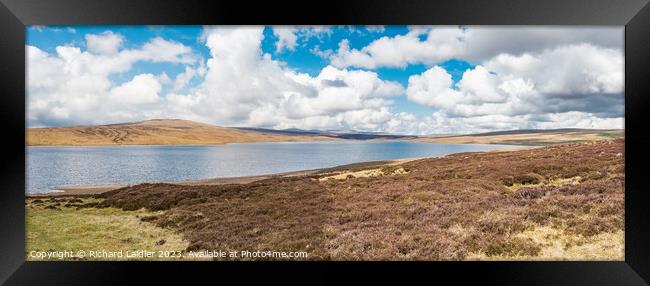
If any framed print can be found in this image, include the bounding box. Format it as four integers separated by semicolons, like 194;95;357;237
1;0;649;285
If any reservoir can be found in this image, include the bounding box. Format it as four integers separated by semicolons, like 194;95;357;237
26;141;521;194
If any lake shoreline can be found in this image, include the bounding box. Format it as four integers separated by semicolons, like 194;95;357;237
27;157;423;197
28;168;323;197
25;138;345;148
28;141;528;196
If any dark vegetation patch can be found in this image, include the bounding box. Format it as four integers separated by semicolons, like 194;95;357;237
514;173;545;185
94;178;332;260
90;139;624;260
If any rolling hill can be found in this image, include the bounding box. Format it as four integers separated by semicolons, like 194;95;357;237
415;128;624;146
26;119;341;146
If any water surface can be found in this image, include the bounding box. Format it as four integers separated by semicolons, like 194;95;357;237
26;141;521;194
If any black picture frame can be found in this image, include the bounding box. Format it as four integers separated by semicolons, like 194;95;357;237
1;0;649;285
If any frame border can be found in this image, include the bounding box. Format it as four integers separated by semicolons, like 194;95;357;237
1;0;649;284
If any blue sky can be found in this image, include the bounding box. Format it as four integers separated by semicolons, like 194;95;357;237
26;26;624;134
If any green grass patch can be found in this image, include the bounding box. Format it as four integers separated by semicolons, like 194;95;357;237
26;197;189;261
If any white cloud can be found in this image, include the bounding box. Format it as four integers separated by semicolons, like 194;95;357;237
173;62;206;92
296;26;334;41
272;26;337;54
330;27;464;69
85;31;124;55
381;111;623;136
158;27;406;131
130;37;197;64
457;66;507;103
156;72;172;85
329;39;379;69
315;26;624;133
167;27;404;131
535;112;624;130
310;45;333;59
365;26;386;33
406;66;463;110
329;26;623;69
27;32;197;127
484;44;623;96
109;74;162;105
404;43;624;133
272;27;298;53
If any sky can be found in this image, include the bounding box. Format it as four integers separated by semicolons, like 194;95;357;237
26;25;624;135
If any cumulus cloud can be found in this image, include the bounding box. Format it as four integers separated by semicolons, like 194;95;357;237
85;31;123;55
138;37;197;64
331;28;463;69
483;44;623;96
404;43;624;133
166;27;404;131
109;74;162;105
27;31;197;126
329;26;622;69
172;63;206;92
272;26;298;53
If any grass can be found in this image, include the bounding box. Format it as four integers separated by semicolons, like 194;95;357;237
467;226;624;260
26;197;189;260
318;166;409;181
505;175;582;192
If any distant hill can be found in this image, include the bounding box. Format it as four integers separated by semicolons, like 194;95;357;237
416;129;624;146
234;127;325;136
235;127;419;141
26;119;624;146
26;119;340;146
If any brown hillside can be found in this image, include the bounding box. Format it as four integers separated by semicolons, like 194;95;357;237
26;119;339;146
